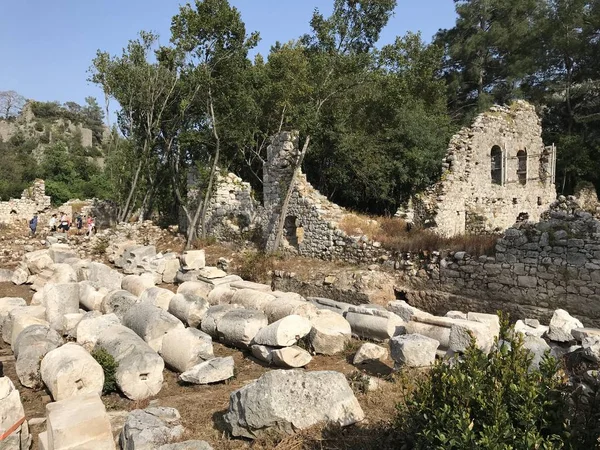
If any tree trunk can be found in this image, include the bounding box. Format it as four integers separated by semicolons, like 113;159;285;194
199;94;220;241
119;157;143;222
269;135;311;253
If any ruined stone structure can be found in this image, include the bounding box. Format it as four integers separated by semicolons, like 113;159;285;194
406;101;557;236
0;180;51;223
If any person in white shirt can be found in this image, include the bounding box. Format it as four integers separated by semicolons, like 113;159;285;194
49;214;57;232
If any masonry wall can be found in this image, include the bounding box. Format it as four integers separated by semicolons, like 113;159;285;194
412;101;557;236
0;180;51;224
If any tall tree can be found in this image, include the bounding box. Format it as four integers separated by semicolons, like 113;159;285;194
0;90;26;119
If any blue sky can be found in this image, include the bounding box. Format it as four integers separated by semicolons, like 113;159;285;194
0;0;456;115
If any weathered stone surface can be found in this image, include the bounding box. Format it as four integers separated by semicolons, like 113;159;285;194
86;262;124;291
217;309;268;348
449;319;496;353
230;289;276;310
467;312;501;337
139;287;175;311
405;320;451;348
263;297;317;323
15;324;63;388
523;335;551;369
179;357;234;384
122;274;155;297
514;320;549;338
45;392;115;450
0;268;14;283
168;293;209;328
446;311;468;320
177;280;214;300
24;249;53;274
230;280;271;292
61;313;84;337
158;441;213;450
3;305;46;345
11;263;29;285
546;309;584;342
572;328;600;342
271;346;312;368
79;281;108;311
160;328;213;372
308;297;352;314
41;343;104;401
387;301;432;322
0;297;27;336
181;250;206;270
76;312;120;351
390;334;439;367
582;336;600;363
206;286;235;305
200;304;243;337
119;407;184;450
48;244;77;264
251;344;274;363
307;309;351;355
44;283;80;332
123;303;184;352
0;377;31;450
96;325;164;400
252;315;312;347
224;370;364;438
353;343;387;365
345;306;405;341
101;289;139;320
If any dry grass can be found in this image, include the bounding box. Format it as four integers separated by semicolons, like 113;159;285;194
339;213;498;256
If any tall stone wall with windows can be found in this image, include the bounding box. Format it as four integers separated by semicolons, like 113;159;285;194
408;101;557;236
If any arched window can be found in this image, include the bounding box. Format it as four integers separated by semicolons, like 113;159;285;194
490;146;503;185
517;150;527;185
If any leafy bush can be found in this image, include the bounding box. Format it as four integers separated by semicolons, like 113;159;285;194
236;251;277;284
396;318;568;449
91;347;118;394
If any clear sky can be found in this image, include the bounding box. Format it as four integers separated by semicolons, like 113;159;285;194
0;0;457;113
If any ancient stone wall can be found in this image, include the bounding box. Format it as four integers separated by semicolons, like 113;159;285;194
394;197;600;327
0;180;51;224
410;101;557;236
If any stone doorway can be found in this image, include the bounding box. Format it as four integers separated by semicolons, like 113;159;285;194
283;215;303;250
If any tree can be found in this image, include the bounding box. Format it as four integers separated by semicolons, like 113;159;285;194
170;0;259;246
0;90;26;118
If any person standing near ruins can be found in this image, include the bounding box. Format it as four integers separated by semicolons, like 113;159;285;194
29;214;38;236
76;214;83;234
49;214;57;232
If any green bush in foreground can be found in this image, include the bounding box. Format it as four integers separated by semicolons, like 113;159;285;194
91;347;118;394
396;317;568;449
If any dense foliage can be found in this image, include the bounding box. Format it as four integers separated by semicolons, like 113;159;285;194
91;347;119;394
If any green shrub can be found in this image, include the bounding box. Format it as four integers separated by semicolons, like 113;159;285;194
91;347;118;394
396;317;568;449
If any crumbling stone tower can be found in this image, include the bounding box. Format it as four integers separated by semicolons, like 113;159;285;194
408;101;557;236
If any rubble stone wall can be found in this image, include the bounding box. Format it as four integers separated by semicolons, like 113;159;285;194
395;198;600;327
0;180;51;223
409;101;557;236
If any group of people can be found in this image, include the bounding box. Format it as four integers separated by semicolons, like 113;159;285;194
29;212;96;236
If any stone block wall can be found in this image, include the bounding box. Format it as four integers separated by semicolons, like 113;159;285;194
410;101;557;236
0;180;51;224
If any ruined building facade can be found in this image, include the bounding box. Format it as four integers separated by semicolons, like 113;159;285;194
405;101;557;236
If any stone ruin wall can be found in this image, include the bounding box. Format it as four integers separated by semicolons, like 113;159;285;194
411;101;557;236
394;197;600;327
0;179;51;224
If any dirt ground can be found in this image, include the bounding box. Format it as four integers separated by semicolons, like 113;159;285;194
0;282;408;450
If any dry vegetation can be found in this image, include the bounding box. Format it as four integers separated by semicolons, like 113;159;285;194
338;213;498;256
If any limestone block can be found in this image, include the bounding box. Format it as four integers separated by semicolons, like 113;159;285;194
353;343;387;365
263;297;317;323
0;297;27;332
48;244;77;264
130;245;157;262
307;309;351;355
546;309;584;342
119;407;184;450
161;258;181;284
582;336;600;363
122;274;155;297
200;304;243;337
0;377;31;450
31;290;44;306
523;335;551;369
230;280;271;292
206;286;235;305
405;320;451;348
224;370;364;439
177;280;213;300
168;293;209;328
76;312;120;351
217;309;268;348
514;320;548;338
179;357;234;384
181;250;206;270
230;289;276;311
160;328;214;372
15;324;63;388
446;311;468;320
158;441;213;450
79;280;107;311
308;297;353;315
41;343;104;401
345;306;405;341
11;315;49;349
87;262;124;291
387;301;432;322
572;328;600;342
24;249;53;274
139;287;175;311
197;267;227;279
449;319;496;354
45;392;115;450
11;263;29;285
43;283;80;332
252;315;312;347
251;344;274;363
101;290;139;320
390;334;440;367
61;313;84;337
467;312;501;337
3;305;47;345
123;303;184;352
96;325;164;400
271;346;312;368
